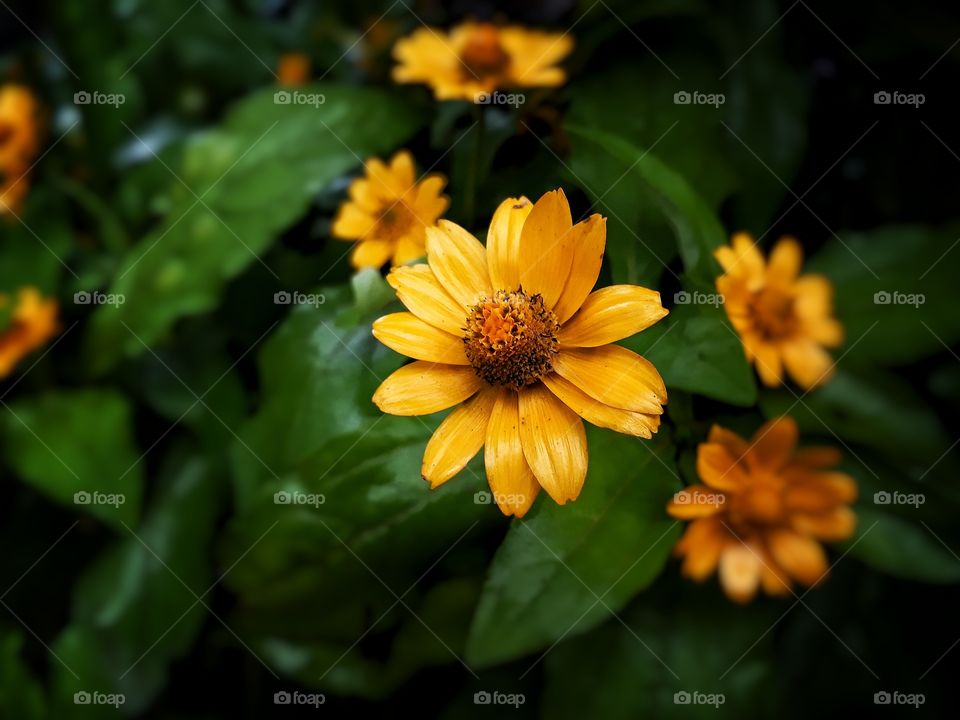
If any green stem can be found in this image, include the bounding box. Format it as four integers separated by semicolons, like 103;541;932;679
465;104;485;227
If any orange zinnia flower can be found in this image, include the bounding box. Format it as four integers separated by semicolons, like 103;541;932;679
332;150;449;269
0;288;59;378
392;21;573;101
715;233;844;390
667;417;857;603
371;189;668;517
277;53;311;86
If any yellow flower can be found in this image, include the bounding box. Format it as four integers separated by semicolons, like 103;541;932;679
667;417;857;603
0;84;41;171
0;287;59;378
277;53;311;86
715;233;844;390
332;150;449;269
371;189;669;517
392;21;573;101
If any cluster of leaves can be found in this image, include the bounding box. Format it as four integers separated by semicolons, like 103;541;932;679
1;0;959;717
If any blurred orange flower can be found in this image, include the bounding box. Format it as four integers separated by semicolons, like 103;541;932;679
277;53;311;86
332;150;448;268
715;233;844;389
371;189;668;517
0;287;59;378
392;22;573;101
0;84;42;216
667;417;857;603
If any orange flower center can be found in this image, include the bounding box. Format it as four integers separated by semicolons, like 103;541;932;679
751;286;797;339
727;472;787;528
460;24;511;79
376;202;415;237
463;289;559;390
0;121;14;147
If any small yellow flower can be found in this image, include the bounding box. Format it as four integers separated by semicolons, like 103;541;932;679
392;21;573;101
371;189;668;517
332;150;449;269
715;233;844;390
667;417;857;603
277;53;311;86
0;287;59;378
0;84;41;171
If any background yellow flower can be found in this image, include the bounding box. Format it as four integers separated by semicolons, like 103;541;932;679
0;287;59;377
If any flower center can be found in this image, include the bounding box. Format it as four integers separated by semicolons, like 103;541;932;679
463;289;559;390
376;202;414;237
460;24;511;79
0;121;14;148
751;286;797;339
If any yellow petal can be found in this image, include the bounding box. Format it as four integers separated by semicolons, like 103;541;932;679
413;174;449;222
485;389;540;517
697;443;749;492
518;189;574;308
752;339;783;387
486;196;533;290
350;239;393;269
781;338;834;390
715;232;765;291
389;150;416;190
551;215;606;323
677;518;727;581
392;233;426;266
719;542;761;603
372;312;468;365
552;345;666;414
542;373;659;438
707;424;751;459
422;388;497;488
558;285;668;348
332;203;376;239
667;485;727;519
791;507;857;541
373;362;483;416
518;383;587;504
766;235;803;286
747;416;798;472
387;264;467;336
767;529;828;586
425;220;491;307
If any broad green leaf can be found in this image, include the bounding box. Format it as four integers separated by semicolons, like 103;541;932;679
808;223;960;367
465;431;682;668
1;389;143;529
843;507;960;584
543;593;779;719
83;84;423;373
0;628;46;720
49;450;223;716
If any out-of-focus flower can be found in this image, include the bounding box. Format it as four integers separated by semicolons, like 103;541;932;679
667;417;857;603
277;53;311;86
332;150;448;269
715;233;844;390
0;287;59;378
392;22;573;101
0;166;30;216
371;189;668;517
0;84;42;216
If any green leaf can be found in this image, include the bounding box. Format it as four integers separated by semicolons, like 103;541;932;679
465;431;681;668
0;628;46;720
566;124;727;283
542;592;780;719
1;389;144;530
49;450;223;716
843;507;960;584
807;223;960;367
84;84;423;373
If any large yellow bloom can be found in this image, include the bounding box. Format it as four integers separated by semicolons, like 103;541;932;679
715;233;843;390
332;150;448;269
392;22;573;101
371;189;669;517
0;288;59;378
667;417;857;603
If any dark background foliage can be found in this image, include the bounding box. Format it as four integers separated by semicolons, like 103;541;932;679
1;0;959;717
